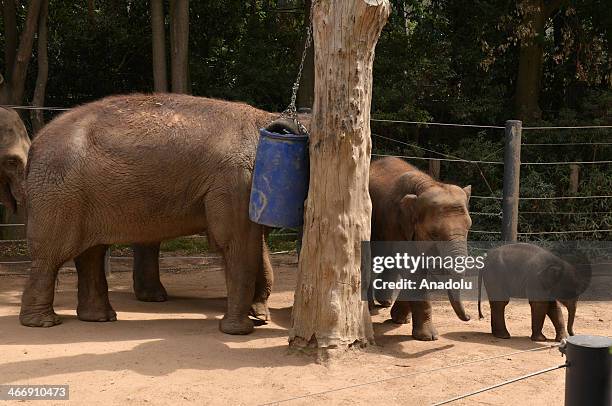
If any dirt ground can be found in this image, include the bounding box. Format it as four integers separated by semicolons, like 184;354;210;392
0;253;610;405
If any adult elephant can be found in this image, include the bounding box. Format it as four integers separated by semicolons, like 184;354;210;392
369;157;472;341
0;107;171;304
19;94;279;335
0;107;30;214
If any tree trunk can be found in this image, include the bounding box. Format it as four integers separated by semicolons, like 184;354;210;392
515;0;566;122
30;0;49;134
9;0;43;106
170;0;190;94
569;164;580;194
296;0;314;110
151;0;168;92
87;0;95;24
428;159;440;180
0;0;18;104
289;0;390;352
515;0;545;122
3;0;17;82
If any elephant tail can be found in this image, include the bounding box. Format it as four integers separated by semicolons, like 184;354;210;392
478;267;484;319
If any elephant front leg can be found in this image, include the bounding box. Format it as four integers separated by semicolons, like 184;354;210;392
219;235;260;335
20;258;63;327
250;239;272;321
489;300;510;339
547;301;568;342
75;245;117;322
411;301;438;341
132;243;167;302
390;301;411;324
529;301;549;341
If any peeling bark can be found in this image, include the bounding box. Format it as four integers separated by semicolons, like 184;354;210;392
289;0;390;352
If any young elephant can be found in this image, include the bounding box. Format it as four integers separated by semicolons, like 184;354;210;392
478;243;590;341
369;157;472;341
20;94;279;335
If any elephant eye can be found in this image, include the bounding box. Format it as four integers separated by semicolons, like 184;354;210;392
3;157;19;168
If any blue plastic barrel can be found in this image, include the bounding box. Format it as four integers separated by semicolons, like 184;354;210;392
249;128;309;228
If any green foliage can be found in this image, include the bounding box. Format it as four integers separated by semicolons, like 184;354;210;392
0;0;610;244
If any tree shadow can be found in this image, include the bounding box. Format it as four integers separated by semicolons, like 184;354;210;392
269;306;292;329
372;319;455;359
441;331;550;350
0;334;309;384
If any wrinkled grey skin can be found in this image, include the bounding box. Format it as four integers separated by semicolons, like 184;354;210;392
20;93;280;335
130;117;305;316
478;243;590;341
369;157;472;341
0;108;30;213
0;108;172;305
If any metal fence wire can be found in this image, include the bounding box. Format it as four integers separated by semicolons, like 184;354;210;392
1;104;611;269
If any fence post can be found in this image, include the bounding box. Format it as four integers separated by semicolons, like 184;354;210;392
429;159;441;180
501;120;522;242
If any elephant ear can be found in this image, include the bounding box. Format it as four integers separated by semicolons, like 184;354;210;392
399;194;418;240
537;264;562;290
463;185;472;201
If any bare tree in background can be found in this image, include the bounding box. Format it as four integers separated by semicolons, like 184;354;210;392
31;0;49;133
170;0;189;94
150;0;168;92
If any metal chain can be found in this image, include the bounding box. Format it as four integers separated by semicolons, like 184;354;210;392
280;0;315;134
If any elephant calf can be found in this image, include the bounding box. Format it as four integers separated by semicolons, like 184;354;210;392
20;94;279;335
478;243;591;341
369;157;472;341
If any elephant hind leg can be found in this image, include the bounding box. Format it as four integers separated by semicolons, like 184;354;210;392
489;300;510;339
132;242;167;302
547;301;568;342
250;237;272;321
75;245;117;322
529;301;549;341
20;256;66;327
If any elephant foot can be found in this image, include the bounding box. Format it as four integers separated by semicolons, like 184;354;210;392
134;284;168;302
249;301;270;321
77;306;117;322
390;303;411;324
412;323;438;341
20;308;62;328
554;332;569;342
377;299;393;308
220;315;254;335
492;329;511;339
530;333;547;342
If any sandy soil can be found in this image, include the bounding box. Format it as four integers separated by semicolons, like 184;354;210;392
0;253;610;405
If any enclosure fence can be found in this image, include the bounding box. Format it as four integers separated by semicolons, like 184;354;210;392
1;104;611;273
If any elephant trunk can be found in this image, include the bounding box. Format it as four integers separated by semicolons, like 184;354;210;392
442;240;470;322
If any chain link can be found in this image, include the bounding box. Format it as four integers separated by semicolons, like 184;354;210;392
280;0;315;134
